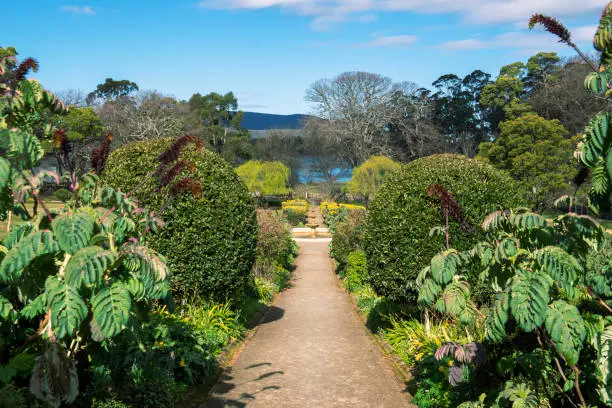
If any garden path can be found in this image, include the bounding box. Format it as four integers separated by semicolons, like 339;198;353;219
204;239;413;407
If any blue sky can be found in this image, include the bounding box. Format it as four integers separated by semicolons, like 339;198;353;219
4;1;606;114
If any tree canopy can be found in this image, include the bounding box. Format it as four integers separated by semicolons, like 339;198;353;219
478;113;578;209
346;155;400;203
236;160;290;196
86;78;139;104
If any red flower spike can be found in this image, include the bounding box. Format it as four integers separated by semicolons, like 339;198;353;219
157;135;203;165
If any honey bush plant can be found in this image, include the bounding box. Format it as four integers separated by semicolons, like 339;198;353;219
530;3;612;211
417;209;611;406
0;52;206;406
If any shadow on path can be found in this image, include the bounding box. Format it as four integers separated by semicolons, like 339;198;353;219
205;364;284;407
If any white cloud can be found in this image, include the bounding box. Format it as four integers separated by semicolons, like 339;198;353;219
60;5;95;15
572;24;598;43
199;0;604;27
358;35;418;48
437;24;597;53
437;39;487;50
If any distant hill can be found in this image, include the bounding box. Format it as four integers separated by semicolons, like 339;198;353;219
241;112;309;130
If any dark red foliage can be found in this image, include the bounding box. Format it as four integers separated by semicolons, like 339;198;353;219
14;58;39;81
157;160;196;190
91;133;113;175
169;178;202;198
427;183;468;230
157;135;202;165
529;14;572;44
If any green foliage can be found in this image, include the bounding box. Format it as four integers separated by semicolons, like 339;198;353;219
497;381;543;408
252;209;297;301
236;160;290;196
531;3;612;206
53;188;73;202
545;301;586;365
418;207;610;406
342;251;367;292
365;154;525;302
329;209;367;273
479;62;531;119
384;316;484;367
87;78;138;103
0;54;67;133
320;201;366;232
346;155;400;202
81;303;243;407
103;138;258;302
478;113;578;209
0;121;199;406
55;106;105;142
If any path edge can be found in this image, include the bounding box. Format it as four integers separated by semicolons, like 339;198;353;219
329;257;417;403
178;280;293;407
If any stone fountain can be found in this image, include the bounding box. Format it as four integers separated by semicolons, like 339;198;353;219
305;206;319;238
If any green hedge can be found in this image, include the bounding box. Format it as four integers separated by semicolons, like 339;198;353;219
103;138;258;302
329;210;367;273
364;154;525;303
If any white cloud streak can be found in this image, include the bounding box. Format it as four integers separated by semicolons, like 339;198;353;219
199;0;603;26
358;35;418;48
60;5;96;15
437;24;597;52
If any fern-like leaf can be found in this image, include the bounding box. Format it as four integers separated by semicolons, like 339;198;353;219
45;277;87;339
0;231;59;282
545;300;586;365
482;210;508;231
126;277;146;301
485;292;510;342
510;271;551;332
65;246;118;289
418;279;442;305
20;294;46;320
435;279;470;317
509;212;548;230
495;237;519;262
52;212;95;255
6;130;44;169
121;244;168;282
3;222;34;250
91;283;131;339
597;325;612;404
533;246;582;299
431;250;461;285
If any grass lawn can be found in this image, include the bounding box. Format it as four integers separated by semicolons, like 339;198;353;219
0;200;65;241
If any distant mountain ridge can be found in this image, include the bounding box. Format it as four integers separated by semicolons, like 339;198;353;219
241;111;309;130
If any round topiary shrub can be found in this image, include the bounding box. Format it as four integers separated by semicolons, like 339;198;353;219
53;188;73;202
103;138;258;302
364;154;525;303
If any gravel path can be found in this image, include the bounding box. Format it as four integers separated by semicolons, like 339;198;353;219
205;239;413;408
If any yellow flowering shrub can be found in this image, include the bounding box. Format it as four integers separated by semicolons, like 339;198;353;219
281;199;310;215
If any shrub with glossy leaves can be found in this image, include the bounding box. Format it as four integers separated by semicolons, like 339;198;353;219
364;154;525;302
103;138;258;302
330;209;367;273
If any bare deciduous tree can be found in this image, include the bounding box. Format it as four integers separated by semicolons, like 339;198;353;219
97;91;188;144
305;72;445;165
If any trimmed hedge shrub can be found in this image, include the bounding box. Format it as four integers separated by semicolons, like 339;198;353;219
343;250;368;292
364;154;525;302
53;188;73;202
103;138;258;302
329;209;367;272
